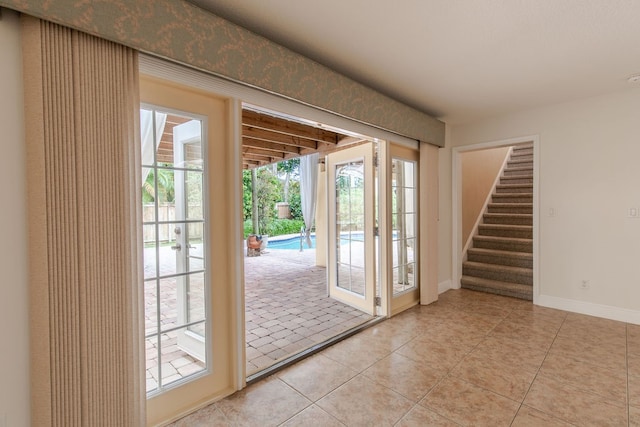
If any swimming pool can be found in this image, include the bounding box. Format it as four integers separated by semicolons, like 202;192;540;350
268;235;316;250
268;232;367;250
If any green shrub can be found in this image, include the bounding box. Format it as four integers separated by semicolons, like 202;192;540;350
265;219;305;236
244;218;304;238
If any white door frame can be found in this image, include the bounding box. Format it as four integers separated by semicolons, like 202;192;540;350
451;135;540;303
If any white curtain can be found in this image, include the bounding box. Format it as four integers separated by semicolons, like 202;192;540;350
300;153;319;247
140;109;167;181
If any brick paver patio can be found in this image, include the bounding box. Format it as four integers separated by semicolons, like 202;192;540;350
244;248;373;374
145;244;373;392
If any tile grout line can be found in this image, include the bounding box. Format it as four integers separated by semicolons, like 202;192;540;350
511;311;569;426
416;302;519;425
456;303;525;426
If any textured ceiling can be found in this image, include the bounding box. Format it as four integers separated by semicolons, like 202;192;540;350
189;0;640;124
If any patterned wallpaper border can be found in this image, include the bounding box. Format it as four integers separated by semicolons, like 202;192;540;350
1;0;444;146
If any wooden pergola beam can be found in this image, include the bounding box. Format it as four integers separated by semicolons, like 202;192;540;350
243;109;340;145
242;126;319;150
242;137;301;155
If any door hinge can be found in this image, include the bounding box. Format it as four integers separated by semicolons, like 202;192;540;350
374;296;381;306
373;152;379;168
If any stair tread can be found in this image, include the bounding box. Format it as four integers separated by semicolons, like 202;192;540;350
479;224;532;230
474;235;532;243
488;202;533;207
463;261;532;274
484;213;533;217
504;171;533;176
461;276;533;296
496;184;533;188
468;247;533;258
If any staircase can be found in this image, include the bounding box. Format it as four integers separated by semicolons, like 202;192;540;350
461;143;534;300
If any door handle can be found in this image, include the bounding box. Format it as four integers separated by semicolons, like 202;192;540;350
171;243;182;251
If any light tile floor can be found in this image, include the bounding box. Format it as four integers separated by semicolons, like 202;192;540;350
172;288;640;426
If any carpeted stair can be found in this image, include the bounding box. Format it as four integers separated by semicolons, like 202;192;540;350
461;143;534;300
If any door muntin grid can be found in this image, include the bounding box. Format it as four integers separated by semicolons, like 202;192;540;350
141;106;209;395
335;160;366;297
391;158;418;295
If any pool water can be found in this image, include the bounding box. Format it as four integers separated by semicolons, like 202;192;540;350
268;232;367;250
268;236;316;250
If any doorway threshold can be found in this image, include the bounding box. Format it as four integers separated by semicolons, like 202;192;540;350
246;316;385;385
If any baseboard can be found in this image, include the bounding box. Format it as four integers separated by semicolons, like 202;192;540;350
438;279;453;294
537;294;640;325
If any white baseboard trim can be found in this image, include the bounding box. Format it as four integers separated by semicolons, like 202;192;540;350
438;279;453;294
537;294;640;325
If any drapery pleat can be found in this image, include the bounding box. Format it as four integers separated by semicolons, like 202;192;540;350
300;153;319;247
22;15;144;426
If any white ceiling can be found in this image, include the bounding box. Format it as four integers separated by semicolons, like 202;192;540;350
190;0;640;124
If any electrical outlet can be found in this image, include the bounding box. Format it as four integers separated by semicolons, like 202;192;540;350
629;207;640;218
580;280;590;290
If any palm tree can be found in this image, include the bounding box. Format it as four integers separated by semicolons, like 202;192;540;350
142;166;175;203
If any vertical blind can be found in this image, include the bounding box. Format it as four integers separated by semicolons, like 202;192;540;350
22;16;144;426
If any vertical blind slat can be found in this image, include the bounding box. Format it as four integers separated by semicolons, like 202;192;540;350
24;16;143;426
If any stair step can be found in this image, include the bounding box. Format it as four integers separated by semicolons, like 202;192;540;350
483;213;532;225
500;175;533;185
463;261;533;285
503;166;533;177
467;248;533;268
487;203;533;214
492;193;533;204
478;224;532;239
460;276;532;301
507;158;533;167
495;184;533;194
473;235;533;252
509;153;533;162
512;145;533;153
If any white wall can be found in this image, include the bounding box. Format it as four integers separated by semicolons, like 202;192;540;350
440;88;640;323
0;9;30;427
461;146;510;244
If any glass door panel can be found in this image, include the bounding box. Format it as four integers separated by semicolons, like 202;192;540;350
336;160;366;295
327;143;375;315
141;76;234;426
389;145;420;314
173;118;207;362
392;158;418;295
141;107;207;393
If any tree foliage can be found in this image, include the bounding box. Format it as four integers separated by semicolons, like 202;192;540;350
243;160;305;236
142;166;175;204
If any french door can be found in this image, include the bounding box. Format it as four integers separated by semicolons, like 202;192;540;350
172;118;207;361
327;143;377;315
140;76;235;426
388;144;420;315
